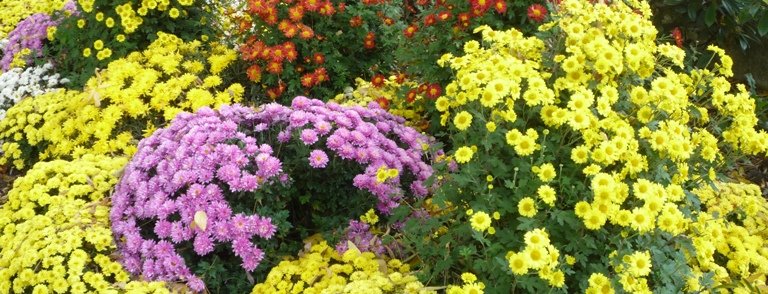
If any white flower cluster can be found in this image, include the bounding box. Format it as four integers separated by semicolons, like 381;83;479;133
0;62;68;120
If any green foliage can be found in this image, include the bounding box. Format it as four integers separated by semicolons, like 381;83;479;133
651;0;768;51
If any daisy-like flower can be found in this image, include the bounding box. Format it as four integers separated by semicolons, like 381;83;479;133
470;211;492;232
454;146;474;163
308;149;329;168
527;3;548;23
453;111;473;131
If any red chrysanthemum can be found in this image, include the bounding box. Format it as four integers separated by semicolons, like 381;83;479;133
246;64;262;82
303;0;321;11
288;6;304;22
301;73;317;87
527;3;548;23
314;67;329;83
263;7;279;24
671;27;683;48
376;97;390;109
470;0;491;11
312;52;325;65
424;14;437;26
417;83;428;93
248;0;268;13
350;16;363;27
266;60;283;74
406;89;418;103
371;74;386;88
238;20;252;32
270;46;285;63
283;42;297;62
364;32;376;49
457;12;471;23
298;25;314;39
281;23;299;38
494;0;507;14
425;83;442;99
259;47;271;60
319;1;335;16
438;11;452;21
403;25;418;38
395;73;407;84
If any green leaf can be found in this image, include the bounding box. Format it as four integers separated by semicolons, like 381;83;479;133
758;14;768;36
704;4;717;27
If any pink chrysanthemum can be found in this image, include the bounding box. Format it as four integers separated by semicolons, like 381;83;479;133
309;149;329;168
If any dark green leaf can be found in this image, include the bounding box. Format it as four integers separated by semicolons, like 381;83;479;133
758;14;768;36
704;4;717;27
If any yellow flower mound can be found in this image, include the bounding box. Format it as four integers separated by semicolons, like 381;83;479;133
252;240;435;294
437;0;768;235
334;76;428;130
0;154;168;293
433;0;768;290
83;0;195;34
0;32;244;169
0;0;68;39
685;182;768;292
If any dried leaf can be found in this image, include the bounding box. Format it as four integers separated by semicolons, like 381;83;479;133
346;240;360;253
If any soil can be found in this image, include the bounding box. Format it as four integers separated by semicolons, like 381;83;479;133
0;164;17;204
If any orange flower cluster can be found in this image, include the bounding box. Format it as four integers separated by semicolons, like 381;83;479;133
402;0;509;38
241;0;393;100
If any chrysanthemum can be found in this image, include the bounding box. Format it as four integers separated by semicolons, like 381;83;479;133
454;146;474;164
524;228;549;248
453;111;473;131
582;209;606;230
518;197;537;217
470;211;492;232
627;251;652;277
507;252;528;275
527;3;548;23
514;135;537;156
308;149;329;168
534;163;556;182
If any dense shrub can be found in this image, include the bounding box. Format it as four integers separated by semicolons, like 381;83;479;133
237;0;401;102
47;0;217;87
111;98;434;292
394;0;768;292
251;239;434;293
0;32;243;170
0;154;169;293
0;0;70;40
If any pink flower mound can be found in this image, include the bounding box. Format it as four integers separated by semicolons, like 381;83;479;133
111;105;279;291
111;98;433;291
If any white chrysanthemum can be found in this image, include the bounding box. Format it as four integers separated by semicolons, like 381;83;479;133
0;62;67;120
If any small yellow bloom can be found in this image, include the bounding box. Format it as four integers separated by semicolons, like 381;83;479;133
454;146;474;164
169;8;180;19
453;111;473;131
470;211;492;232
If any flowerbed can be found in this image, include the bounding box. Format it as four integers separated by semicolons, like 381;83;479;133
0;0;767;293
